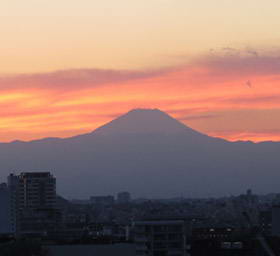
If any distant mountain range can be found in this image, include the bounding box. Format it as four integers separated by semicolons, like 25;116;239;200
0;109;279;198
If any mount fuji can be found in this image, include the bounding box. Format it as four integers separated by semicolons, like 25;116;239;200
0;109;279;198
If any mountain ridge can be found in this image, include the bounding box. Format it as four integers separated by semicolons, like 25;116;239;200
2;108;277;144
0;108;279;198
2;108;212;144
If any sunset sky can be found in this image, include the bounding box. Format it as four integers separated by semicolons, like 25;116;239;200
1;0;280;142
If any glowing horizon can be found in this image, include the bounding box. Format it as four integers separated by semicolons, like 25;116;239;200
1;50;280;143
1;0;280;142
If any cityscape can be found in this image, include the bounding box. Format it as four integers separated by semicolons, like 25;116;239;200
1;170;280;255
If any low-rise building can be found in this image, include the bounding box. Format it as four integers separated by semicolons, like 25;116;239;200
259;210;272;235
117;192;131;204
134;217;191;256
90;196;115;206
272;205;280;236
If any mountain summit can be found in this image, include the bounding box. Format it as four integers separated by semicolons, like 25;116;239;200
93;108;203;136
0;108;280;198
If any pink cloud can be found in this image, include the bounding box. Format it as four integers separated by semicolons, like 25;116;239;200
1;48;280;142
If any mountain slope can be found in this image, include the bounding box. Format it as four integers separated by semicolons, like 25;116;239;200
94;109;202;135
0;109;279;198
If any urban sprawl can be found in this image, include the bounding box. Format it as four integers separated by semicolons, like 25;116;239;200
1;171;280;256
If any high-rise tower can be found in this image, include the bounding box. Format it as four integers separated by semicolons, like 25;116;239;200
8;172;57;236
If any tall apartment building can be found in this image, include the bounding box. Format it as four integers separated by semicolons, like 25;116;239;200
0;183;12;234
8;172;57;236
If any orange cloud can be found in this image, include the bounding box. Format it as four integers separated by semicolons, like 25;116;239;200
208;130;280;143
1;50;280;142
